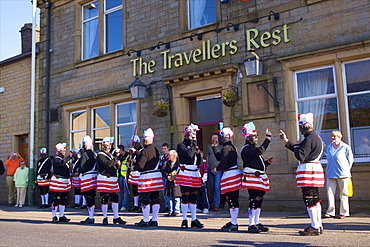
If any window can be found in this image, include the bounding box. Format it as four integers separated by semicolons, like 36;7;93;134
82;0;123;60
70;111;87;149
92;106;110;151
188;0;216;29
294;58;370;162
116;102;137;149
190;94;222;124
344;59;370;159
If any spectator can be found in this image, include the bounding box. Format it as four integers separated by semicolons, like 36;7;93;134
324;130;354;219
0;159;5;177
160;143;170;213
13;161;29;208
4;152;25;206
207;133;223;212
163;150;181;216
197;151;210;214
117;144;130;211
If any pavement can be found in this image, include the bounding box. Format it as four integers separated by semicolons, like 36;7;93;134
1;204;369;246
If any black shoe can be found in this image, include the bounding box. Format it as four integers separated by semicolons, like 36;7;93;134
191;219;204;228
42;204;49;209
80;205;87;209
113;217;126;225
164;212;172;217
149;220;158;227
38;204;43;209
102;217;108;225
171;212;179;217
221;222;238;232
319;227;324;234
59;216;70;222
52;216;59;223
298;225;320;236
181;220;188;229
74;204;81;209
257;223;269;232
248;225;262;233
128;206;139;212
80;217;95;224
135;219;150;227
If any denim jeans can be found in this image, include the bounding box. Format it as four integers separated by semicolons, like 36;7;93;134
169;196;180;213
208;167;223;207
118;176;129;209
197;182;210;210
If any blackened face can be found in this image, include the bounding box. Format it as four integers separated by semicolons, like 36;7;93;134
218;135;226;145
248;135;258;145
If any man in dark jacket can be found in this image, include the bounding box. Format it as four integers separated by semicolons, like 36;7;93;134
212;127;242;232
241;122;273;233
280;113;324;236
36;148;52;209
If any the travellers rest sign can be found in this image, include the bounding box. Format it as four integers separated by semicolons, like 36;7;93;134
131;24;290;76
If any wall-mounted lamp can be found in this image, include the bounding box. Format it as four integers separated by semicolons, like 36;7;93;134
129;75;149;100
220;0;229;3
268;11;280;21
238;50;264;77
85;3;96;10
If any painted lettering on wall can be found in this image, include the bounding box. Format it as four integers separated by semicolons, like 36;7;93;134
131;24;290;76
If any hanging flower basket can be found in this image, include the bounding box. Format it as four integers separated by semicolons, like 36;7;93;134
153;100;169;117
222;88;239;107
153;109;168;117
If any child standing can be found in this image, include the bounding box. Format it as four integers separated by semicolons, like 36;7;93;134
13;161;29;208
163;150;181;216
197;151;210;213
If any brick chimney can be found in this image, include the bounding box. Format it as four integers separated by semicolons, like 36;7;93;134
20;23;33;54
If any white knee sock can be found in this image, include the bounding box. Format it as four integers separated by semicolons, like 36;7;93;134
44;193;49;205
51;205;58;217
75;195;81;204
255;208;261;225
101;204;108;218
41;195;45;205
230;207;239;225
88;205;95;219
248;208;256;226
189;203;197;221
151;204;160;221
82;196;87;206
134;196;139;207
142;204;150;222
112;202;119;219
316;202;323;228
307;205;320;229
59;205;65;217
181;203;188;220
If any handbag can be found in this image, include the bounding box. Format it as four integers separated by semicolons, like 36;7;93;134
348;177;353;197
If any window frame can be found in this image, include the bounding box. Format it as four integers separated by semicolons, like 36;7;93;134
115;101;137;148
103;0;123;54
69;110;87;149
82;1;100;60
91;105;111;150
187;0;217;30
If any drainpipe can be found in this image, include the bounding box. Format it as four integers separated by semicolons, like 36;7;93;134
28;0;37;206
166;84;174;149
45;1;51;154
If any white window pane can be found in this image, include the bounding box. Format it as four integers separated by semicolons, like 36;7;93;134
93;106;110;128
189;0;216;29
348;93;370;158
296;68;335;99
117;102;136;124
117;125;136;148
345;59;370;93
106;0;122;10
297;98;339;148
71;132;86;150
83;18;99;59
71;111;87;130
106;9;123;53
83;1;99;20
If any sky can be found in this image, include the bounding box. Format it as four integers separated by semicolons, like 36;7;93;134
0;0;40;61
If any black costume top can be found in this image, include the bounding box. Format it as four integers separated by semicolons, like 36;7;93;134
241;138;271;172
133;144;159;172
52;154;71;178
285;131;323;163
177;138;201;165
97;151;117;176
37;157;52;179
213;141;238;171
79;149;97;174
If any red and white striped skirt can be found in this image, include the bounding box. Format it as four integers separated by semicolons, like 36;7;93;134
80;173;97;192
96;174;120;193
128;171;140;185
138;170;164;193
49;176;71;192
176;168;202;188
36;175;50;186
71;176;80;188
242;168;270;192
220;167;242;194
296;162;324;187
